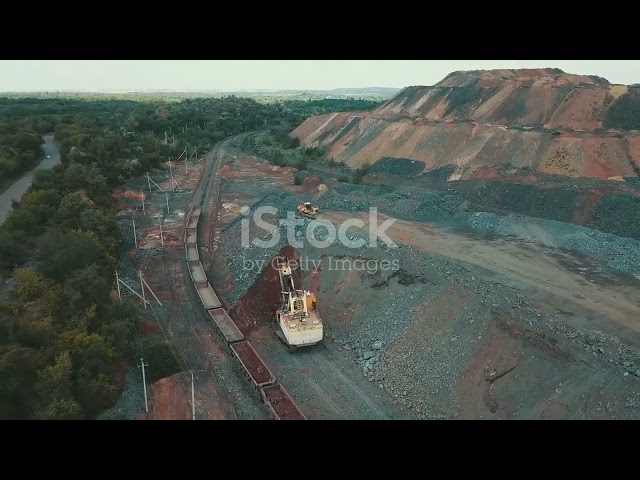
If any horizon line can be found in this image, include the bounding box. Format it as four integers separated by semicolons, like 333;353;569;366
0;86;402;94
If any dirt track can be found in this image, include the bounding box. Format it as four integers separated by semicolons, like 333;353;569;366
248;327;412;419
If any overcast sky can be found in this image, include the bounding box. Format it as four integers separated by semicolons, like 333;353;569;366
1;60;639;92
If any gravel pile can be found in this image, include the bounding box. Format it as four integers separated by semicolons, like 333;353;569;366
307;241;640;419
370;157;425;177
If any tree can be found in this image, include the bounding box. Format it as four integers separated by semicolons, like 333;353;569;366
14;267;43;302
143;337;181;383
55;192;88;229
36;229;105;280
35;397;83;420
0;345;43;419
62;265;110;319
74;369;119;416
35;351;74;400
296;156;309;171
0;229;28;269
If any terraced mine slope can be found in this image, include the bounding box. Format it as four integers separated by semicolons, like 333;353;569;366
291;69;640;180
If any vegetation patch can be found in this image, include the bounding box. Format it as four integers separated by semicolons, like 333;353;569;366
603;89;640;130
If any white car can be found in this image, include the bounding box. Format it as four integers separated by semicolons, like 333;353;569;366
46;155;51;159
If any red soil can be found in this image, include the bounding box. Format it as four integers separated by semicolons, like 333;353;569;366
230;245;298;335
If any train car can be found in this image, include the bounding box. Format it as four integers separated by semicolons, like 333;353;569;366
185;228;197;245
197;282;222;309
261;384;306;420
186;244;199;261
188;260;207;284
230;340;276;390
208;308;244;344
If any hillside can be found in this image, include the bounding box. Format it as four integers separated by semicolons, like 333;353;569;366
290;69;640;180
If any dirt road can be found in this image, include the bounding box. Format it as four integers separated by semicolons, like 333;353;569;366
322;211;640;345
0;135;60;225
247;326;413;420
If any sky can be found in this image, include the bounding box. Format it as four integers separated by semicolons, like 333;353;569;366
1;60;639;92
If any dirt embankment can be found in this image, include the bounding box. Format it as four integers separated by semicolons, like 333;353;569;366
290;69;640;180
149;373;193;420
230;245;298;335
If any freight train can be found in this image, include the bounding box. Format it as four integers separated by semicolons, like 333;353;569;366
183;200;305;420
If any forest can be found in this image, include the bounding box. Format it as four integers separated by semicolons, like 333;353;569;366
0;95;383;419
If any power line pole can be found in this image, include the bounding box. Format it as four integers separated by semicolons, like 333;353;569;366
191;371;196;420
141;191;145;216
132;219;138;248
159;223;164;247
139;270;146;310
115;271;121;299
165;192;170;214
138;358;149;413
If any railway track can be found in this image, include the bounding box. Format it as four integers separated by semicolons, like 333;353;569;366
182;133;306;420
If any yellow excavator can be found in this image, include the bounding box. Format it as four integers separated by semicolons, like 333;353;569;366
274;258;323;352
297;202;319;219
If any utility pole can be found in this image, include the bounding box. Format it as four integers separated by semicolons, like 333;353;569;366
141;191;145;216
159;223;164;247
147;173;152;193
191;371;196;420
115;271;121;299
165;192;170;214
132;219;138;248
138;358;149;413
139;270;146;310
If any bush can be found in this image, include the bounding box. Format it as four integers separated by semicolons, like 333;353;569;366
294;170;310;186
352;165;371;184
295;156;309;171
142;337;181;383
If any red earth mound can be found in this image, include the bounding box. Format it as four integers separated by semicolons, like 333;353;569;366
291;69;640;180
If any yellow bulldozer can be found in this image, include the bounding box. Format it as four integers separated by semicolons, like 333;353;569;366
297;202;319;219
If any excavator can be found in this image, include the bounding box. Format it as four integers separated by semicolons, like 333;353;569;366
297;202;319;219
274;258;323;352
